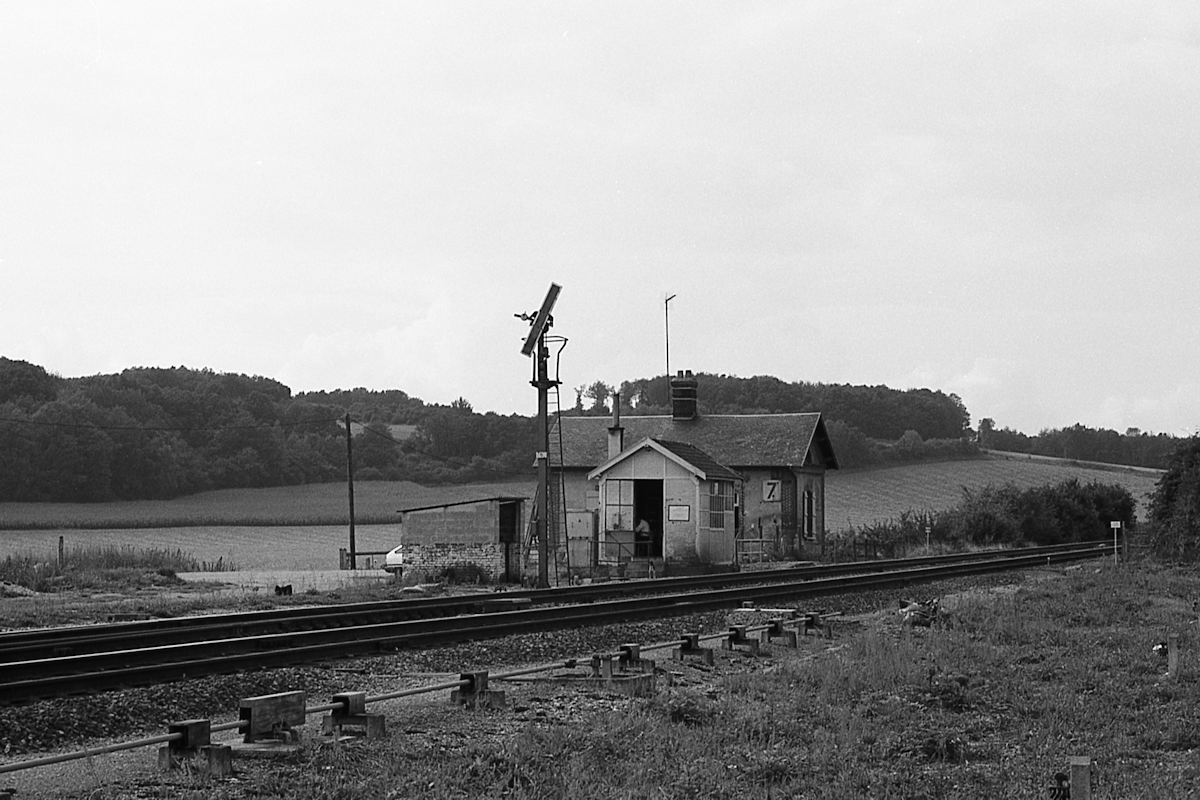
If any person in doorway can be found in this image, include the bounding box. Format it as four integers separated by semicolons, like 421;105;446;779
634;518;652;558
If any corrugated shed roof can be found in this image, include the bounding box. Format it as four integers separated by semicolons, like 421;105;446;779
553;413;839;470
398;495;528;513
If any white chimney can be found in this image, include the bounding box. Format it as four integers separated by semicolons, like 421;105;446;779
607;392;624;458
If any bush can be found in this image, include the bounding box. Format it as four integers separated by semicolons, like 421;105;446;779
829;479;1136;558
438;562;491;584
938;479;1134;547
1148;437;1200;561
0;545;206;591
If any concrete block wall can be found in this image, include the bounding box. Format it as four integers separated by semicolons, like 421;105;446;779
404;501;497;546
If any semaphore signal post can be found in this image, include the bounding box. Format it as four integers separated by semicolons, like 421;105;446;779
518;283;562;589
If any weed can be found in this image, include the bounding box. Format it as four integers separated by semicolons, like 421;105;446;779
438;562;490;585
0;544;216;592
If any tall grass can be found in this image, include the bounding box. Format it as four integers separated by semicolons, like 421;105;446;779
0;544;235;592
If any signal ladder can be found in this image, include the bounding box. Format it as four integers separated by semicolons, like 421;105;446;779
521;379;570;585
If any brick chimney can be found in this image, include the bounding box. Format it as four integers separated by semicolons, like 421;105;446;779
607;391;624;458
670;370;698;420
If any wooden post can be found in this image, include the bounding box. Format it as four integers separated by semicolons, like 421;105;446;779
1168;633;1180;678
58;536;64;568
239;691;306;743
1069;756;1091;800
346;412;356;570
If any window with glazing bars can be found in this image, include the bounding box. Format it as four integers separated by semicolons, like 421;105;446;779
704;481;733;529
604;478;634;531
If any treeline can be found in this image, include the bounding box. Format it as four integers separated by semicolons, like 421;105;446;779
1;357;1182;502
980;420;1179;469
0;359;533;502
595;373;978;469
612;373;970;440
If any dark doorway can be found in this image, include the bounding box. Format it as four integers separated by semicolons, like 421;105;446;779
498;501;521;581
633;479;664;558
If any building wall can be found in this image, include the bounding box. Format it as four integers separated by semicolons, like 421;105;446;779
795;467;827;544
693;477;736;564
662;469;701;565
404;542;508;582
402;500;498;546
598;449;701;564
739;467;788;545
401;500;512;581
738;466;827;555
564;457;827;567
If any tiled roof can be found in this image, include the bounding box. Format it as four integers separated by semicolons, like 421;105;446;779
652;439;743;482
553;413;839;470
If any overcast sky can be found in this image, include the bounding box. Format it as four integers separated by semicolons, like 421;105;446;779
2;2;1198;436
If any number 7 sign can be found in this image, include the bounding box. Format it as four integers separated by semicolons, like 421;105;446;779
763;480;781;502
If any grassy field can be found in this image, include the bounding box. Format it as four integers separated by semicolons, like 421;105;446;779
0;525;403;573
826;453;1162;532
0;480;536;529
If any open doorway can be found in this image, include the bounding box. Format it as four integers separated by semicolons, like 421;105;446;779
498;500;521;582
633;479;664;558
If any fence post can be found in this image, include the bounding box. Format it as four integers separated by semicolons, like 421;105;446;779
1069;756;1091;800
1168;633;1181;679
58;536;65;568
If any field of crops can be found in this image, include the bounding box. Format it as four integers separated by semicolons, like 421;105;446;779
0;455;1163;568
826;452;1162;532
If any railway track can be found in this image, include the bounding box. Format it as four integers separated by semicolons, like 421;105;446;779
0;541;1100;660
0;542;1113;704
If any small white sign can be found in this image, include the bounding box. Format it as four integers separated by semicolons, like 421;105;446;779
668;504;690;522
1110;521;1122;529
762;480;782;502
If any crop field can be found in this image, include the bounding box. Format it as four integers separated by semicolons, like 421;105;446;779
826;452;1162;532
0;455;1163;571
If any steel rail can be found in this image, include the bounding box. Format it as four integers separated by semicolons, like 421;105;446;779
0;541;1107;661
0;543;1111;704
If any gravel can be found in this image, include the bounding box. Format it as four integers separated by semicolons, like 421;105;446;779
0;572;1022;755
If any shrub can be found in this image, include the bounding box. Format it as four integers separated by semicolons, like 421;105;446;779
1148;436;1200;561
0;545;208;591
438;562;491;584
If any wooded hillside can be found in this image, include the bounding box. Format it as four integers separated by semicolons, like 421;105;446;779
0;357;1180;502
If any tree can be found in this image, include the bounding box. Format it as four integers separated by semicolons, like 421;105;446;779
0;358;58;404
1148;437;1200;560
582;381;613;415
977;418;995;447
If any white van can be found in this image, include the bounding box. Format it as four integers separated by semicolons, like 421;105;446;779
383;544;404;576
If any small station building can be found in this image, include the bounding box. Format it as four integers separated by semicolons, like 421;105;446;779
552;371;839;576
588;437;744;567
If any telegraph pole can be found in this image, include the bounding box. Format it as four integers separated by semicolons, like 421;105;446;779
664;293;676;384
345;412;356;570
